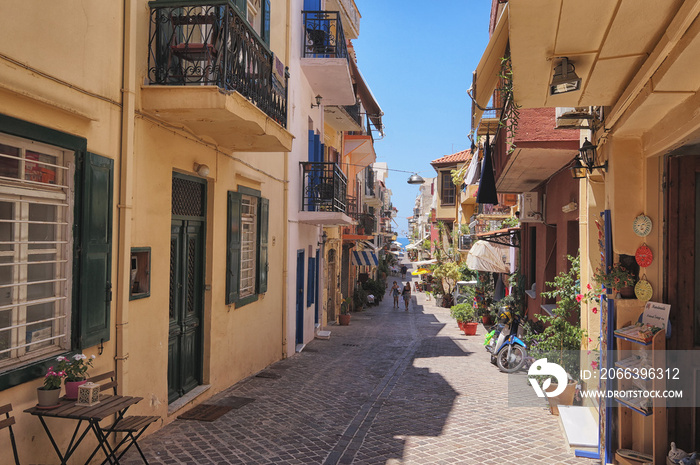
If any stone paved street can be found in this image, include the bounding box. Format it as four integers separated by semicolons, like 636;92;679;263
123;277;597;465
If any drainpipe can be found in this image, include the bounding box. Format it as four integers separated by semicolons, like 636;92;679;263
115;0;137;393
281;0;292;358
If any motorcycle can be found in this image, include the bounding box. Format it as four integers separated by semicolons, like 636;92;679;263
485;309;528;373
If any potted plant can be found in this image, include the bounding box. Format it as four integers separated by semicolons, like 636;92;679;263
450;303;478;335
339;298;351;325
57;354;95;400
593;263;636;298
530;255;586;415
37;366;65;407
352;286;367;312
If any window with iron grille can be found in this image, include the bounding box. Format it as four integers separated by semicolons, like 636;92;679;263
441;171;455;205
239;195;258;299
0;134;71;369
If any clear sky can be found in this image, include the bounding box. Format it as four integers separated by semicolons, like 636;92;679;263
351;0;493;239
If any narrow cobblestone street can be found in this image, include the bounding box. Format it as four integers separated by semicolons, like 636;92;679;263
123;277;595;465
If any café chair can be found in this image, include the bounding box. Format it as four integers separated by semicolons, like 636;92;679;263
85;371;160;464
0;403;21;465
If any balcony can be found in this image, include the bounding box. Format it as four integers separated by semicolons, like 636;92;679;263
300;11;355;106
298;162;354;226
324;103;363;132
144;1;293;152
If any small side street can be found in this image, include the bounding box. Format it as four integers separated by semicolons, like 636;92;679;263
123;272;590;465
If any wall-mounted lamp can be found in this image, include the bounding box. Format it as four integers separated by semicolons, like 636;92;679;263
550;57;582;95
318;231;328;246
407;173;425;184
194;162;210;178
311;94;323;108
570;138;607;179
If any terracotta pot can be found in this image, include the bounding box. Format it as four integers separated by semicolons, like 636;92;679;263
65;380;87;400
546;381;577;415
462;322;478;336
618;286;635;299
457;321;465;331
37;387;61;407
338;314;351;326
481;315;492;325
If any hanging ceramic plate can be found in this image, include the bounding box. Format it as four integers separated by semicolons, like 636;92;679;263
633;214;653;237
635;279;653;301
635;244;653;268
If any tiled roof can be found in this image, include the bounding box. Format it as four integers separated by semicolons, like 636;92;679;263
430;149;473;166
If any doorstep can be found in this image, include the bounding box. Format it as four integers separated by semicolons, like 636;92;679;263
167;384;212;416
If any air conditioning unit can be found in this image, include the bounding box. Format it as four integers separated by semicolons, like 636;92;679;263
459;234;473;250
520;192;543;223
555;107;592;129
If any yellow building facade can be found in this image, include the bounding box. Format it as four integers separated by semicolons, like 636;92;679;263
0;1;293;462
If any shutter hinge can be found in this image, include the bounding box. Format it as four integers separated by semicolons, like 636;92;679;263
106;282;113;302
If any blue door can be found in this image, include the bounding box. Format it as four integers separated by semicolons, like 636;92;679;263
315;248;320;324
296;250;305;344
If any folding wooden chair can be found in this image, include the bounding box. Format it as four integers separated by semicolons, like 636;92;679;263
1;403;21;465
85;372;160;464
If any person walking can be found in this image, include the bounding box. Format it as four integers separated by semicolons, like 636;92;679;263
391;281;400;308
402;282;412;311
400;264;408;279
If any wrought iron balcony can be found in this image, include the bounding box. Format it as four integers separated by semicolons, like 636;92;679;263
302;11;348;59
148;1;288;128
301;162;348;213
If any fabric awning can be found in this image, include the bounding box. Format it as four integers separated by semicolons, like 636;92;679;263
405;235;429;250
466;240;510;273
411;259;437;266
472;4;509;128
352;250;379;266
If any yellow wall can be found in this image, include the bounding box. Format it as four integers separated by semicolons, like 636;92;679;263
0;1;289;462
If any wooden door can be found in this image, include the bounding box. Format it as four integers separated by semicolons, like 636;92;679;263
666;154;700;449
168;174;206;403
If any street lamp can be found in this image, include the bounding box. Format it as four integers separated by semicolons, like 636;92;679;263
570;138;607;179
407;173;425;184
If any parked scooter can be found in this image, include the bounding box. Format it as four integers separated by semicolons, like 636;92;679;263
485;309;528;373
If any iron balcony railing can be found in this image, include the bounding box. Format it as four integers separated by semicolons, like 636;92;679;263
302;11;348;59
301;162;348;213
343;103;362;127
148;1;288;127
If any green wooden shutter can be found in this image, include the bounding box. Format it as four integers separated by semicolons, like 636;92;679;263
79;152;114;348
226;191;242;304
258;197;269;294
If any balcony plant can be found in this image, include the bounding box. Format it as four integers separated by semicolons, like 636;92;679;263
57;354;95;399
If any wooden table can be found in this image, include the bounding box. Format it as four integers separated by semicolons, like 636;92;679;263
25;395;142;465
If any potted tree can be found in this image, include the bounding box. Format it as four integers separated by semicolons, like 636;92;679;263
338;298;351;326
450;303;478;335
593;263;636;298
530;255;586;415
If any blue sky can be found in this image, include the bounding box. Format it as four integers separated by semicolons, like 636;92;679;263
351;0;492;239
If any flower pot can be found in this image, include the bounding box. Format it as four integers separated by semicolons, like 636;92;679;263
37;387;61;407
65;380;87;400
338;314;351;326
481;315;492;325
618;286;635;299
457;321;465;331
546;380;577;415
462;322;478;336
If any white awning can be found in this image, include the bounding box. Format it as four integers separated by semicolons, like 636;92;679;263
405;235;429;250
466;240;510;273
411;259;437;266
352;250;379;266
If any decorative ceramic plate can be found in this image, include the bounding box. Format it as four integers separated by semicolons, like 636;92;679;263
635;279;653;301
633;214;653;237
635;244;653;268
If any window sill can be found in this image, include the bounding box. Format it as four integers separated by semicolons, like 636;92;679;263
0;351;73;391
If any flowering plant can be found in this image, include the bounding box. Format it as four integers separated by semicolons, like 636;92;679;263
42;366;65;390
593;263;636;290
56;354;95;382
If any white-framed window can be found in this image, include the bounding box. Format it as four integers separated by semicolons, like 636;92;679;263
239;195;258;299
0;134;73;370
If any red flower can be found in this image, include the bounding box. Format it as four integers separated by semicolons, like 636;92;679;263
587;283;592;290
591;361;599;369
576;294;583;302
592;307;598;314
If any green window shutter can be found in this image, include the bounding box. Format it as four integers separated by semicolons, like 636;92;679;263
79;152;114;349
226;191;242;304
258;197;269;294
